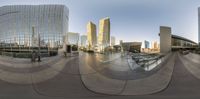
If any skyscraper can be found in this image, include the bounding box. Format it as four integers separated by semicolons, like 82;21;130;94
0;5;69;57
151;41;158;49
87;21;97;49
0;5;68;48
81;35;87;47
160;26;171;53
111;36;115;46
144;40;150;48
198;7;200;45
98;17;110;49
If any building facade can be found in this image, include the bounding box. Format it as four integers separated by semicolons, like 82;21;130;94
98;17;110;50
121;41;142;53
199;7;200;46
111;36;115;46
80;35;87;47
0;5;69;57
160;26;197;54
171;35;197;49
144;40;150;48
67;32;79;45
87;21;97;50
160;26;172;54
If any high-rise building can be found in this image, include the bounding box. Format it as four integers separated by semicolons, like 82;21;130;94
111;36;115;46
198;7;200;46
144;40;150;48
151;41;158;49
67;32;79;45
87;21;97;49
98;17;110;49
80;35;87;47
160;26;171;53
0;5;69;57
120;40;123;45
0;5;68;48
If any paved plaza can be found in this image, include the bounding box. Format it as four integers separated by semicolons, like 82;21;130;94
0;52;200;99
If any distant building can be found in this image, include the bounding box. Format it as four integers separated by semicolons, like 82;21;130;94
121;41;142;53
144;40;150;48
151;41;158;49
98;17;110;50
80;35;87;47
87;21;97;50
67;32;79;45
111;36;115;46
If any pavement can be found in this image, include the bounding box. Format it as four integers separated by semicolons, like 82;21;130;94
83;52;172;80
178;53;200;79
0;52;200;99
0;55;106;99
80;52;175;95
157;53;200;97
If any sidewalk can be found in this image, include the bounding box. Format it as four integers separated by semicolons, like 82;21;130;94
0;55;75;84
97;53;122;63
0;55;63;68
80;53;175;95
179;53;200;80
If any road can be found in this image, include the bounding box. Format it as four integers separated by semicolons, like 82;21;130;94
0;52;200;99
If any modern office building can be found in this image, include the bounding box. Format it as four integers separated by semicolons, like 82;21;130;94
80;35;87;47
171;35;197;49
160;26;172;54
144;40;150;48
151;41;159;51
199;7;200;46
150;41;159;52
159;26;197;54
151;41;158;49
98;17;110;50
87;21;97;50
111;36;115;46
0;5;69;57
67;32;79;45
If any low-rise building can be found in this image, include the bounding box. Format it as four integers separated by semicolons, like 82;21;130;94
121;42;142;53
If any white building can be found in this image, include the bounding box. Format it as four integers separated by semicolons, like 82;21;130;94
111;36;115;46
81;35;87;47
160;26;172;54
67;32;79;45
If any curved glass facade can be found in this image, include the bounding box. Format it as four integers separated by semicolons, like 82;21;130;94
0;5;69;48
171;35;197;48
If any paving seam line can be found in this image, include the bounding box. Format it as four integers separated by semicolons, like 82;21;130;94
79;52;175;95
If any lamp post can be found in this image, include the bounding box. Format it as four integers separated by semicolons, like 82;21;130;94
38;33;41;62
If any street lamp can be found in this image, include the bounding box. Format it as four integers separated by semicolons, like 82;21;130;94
38;33;41;62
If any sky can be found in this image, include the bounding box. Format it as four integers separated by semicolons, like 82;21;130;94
1;0;200;44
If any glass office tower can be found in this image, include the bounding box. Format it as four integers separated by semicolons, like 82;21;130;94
0;5;69;57
98;17;110;52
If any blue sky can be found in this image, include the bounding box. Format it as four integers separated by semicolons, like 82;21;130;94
1;0;200;44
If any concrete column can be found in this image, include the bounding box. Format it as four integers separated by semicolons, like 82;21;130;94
160;26;171;54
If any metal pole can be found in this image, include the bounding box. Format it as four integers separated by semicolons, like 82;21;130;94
38;33;41;62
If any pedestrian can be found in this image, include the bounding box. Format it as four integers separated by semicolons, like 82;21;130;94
31;51;36;62
31;51;33;62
